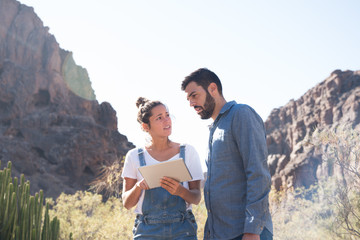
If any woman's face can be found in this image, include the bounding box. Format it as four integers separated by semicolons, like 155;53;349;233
145;104;172;138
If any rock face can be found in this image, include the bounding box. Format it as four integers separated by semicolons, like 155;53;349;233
0;0;134;198
265;70;360;191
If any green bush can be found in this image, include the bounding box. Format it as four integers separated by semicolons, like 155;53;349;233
47;191;208;239
47;191;133;239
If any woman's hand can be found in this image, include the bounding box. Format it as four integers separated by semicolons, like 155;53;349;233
136;179;150;190
160;178;201;204
160;177;184;196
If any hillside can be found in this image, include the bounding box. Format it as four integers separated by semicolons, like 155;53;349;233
265;69;360;190
0;0;134;198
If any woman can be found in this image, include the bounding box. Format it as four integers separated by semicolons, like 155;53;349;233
121;97;204;240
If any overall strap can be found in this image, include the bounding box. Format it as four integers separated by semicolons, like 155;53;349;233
179;144;185;162
179;144;187;187
138;148;146;166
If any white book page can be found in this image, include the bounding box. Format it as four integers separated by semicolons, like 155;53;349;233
138;158;192;189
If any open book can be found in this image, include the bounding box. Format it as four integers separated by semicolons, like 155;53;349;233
138;158;192;189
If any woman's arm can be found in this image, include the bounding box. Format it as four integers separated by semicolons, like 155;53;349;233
122;177;149;210
160;178;201;205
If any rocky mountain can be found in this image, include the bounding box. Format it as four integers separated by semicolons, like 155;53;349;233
0;0;134;198
2;0;359;199
266;70;360;191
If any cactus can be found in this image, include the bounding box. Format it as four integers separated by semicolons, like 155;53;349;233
0;161;60;240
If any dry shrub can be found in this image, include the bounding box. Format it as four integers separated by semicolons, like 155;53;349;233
311;125;360;239
269;125;360;240
270;182;340;240
89;158;124;199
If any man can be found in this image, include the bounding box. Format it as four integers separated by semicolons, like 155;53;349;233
181;68;273;240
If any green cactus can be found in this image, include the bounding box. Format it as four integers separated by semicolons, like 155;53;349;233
0;161;60;240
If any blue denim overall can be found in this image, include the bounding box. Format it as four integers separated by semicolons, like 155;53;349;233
133;145;198;240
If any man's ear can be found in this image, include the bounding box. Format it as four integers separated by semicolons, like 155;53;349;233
208;82;218;96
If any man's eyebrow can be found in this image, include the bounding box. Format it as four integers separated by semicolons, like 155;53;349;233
187;91;196;100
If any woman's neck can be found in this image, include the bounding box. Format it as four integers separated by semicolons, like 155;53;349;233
145;138;180;162
147;137;171;151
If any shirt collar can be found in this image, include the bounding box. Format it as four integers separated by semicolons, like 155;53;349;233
209;101;237;129
218;100;236;116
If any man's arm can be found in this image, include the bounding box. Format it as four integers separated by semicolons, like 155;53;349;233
233;105;271;235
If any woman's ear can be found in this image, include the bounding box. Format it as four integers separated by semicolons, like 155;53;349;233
142;123;150;132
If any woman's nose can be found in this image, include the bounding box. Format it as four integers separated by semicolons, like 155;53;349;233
164;115;171;122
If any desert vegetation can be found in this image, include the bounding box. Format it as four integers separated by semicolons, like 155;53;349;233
270;125;360;239
0;162;60;240
1;126;359;239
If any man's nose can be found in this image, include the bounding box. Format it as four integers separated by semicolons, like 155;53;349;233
189;100;196;107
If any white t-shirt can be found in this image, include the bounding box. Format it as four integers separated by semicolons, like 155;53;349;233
121;144;204;214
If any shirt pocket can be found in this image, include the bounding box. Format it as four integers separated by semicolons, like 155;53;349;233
211;128;235;159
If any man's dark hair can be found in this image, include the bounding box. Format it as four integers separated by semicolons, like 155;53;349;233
181;68;223;96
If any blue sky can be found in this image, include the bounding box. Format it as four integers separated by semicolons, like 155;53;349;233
20;0;360;169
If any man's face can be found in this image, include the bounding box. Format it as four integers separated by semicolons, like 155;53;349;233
184;81;216;120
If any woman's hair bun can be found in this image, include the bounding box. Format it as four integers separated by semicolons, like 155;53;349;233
136;97;150;108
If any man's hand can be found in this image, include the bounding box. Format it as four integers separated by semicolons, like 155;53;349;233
160;177;184;196
242;233;260;240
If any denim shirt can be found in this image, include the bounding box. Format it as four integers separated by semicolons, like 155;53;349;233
204;101;273;239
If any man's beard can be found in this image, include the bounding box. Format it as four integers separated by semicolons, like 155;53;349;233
198;92;216;120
